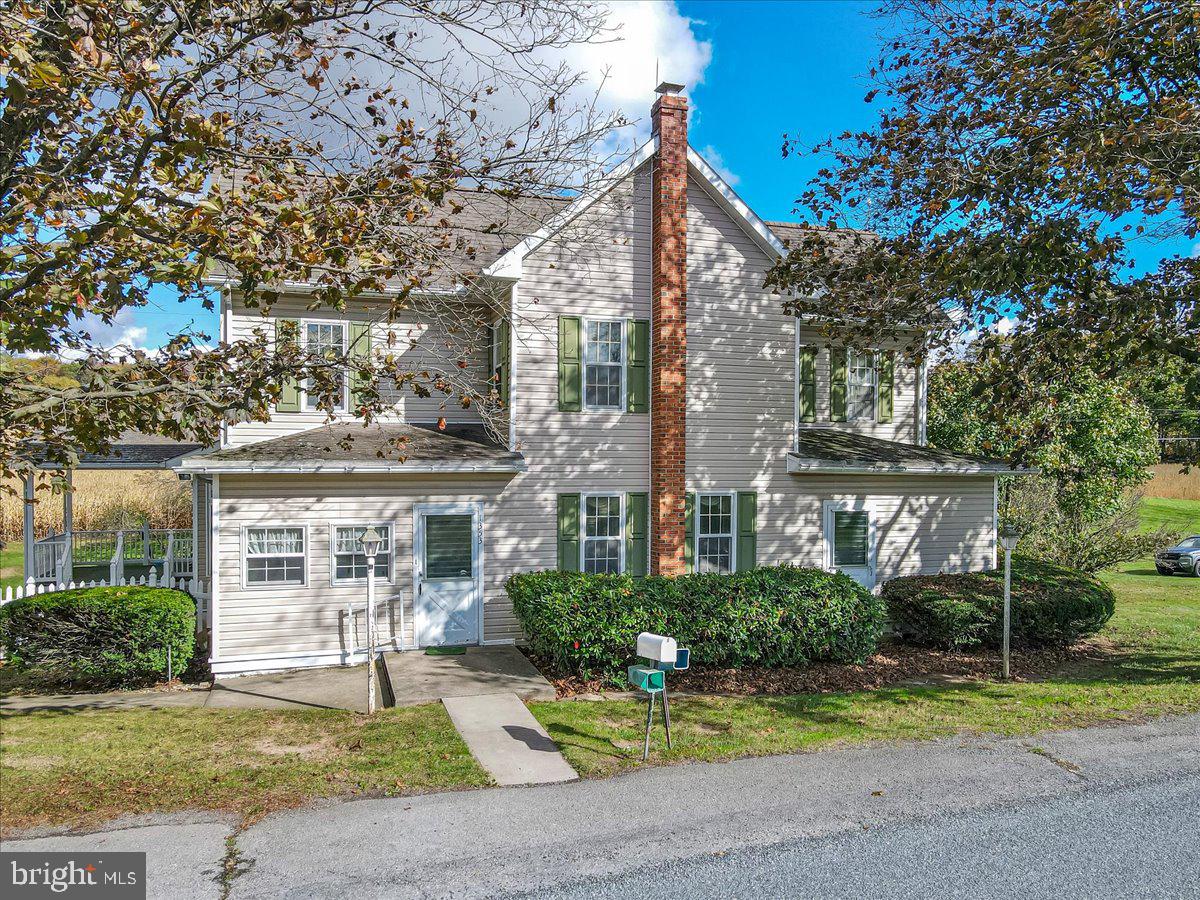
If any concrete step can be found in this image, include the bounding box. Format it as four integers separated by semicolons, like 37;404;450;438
442;692;578;786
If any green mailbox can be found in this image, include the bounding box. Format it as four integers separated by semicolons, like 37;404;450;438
627;665;665;694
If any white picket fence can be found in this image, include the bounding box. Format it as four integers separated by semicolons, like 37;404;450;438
2;569;211;630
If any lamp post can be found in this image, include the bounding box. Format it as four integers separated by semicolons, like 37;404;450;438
359;526;383;714
997;524;1023;680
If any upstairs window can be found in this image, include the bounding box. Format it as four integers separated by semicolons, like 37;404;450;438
584;319;625;411
582;494;623;574
696;493;735;574
304;321;348;412
847;350;876;422
332;524;392;583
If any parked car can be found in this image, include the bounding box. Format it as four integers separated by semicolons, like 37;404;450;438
1155;536;1200;577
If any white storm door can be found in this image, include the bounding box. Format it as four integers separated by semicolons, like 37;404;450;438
823;500;876;590
413;503;482;647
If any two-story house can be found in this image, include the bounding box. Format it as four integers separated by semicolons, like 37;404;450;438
175;85;1016;677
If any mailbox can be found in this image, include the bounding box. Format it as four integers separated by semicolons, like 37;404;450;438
627;665;665;694
636;632;677;665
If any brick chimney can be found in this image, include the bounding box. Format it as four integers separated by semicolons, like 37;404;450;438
650;83;688;576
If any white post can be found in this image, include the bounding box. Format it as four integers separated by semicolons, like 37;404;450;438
22;473;35;581
164;534;174;582
1002;545;1012;681
142;522;151;565
366;558;377;715
62;469;73;584
110;531;125;583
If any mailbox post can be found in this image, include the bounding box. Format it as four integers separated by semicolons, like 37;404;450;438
628;632;689;761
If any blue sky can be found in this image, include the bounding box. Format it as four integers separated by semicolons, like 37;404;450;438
125;0;1192;351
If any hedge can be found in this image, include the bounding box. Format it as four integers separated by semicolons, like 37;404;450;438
506;566;886;681
0;586;196;688
882;558;1115;651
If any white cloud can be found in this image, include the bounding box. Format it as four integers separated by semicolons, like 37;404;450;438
568;2;712;128
698;144;740;186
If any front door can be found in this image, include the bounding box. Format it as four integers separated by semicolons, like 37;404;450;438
823;500;876;590
414;503;482;647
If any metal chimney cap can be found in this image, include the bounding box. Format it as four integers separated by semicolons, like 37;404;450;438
654;81;685;95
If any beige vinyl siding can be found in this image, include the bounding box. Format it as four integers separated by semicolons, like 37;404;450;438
223;293;491;449
215;473;520;660
195;477;212;580
685;174;993;574
798;335;919;441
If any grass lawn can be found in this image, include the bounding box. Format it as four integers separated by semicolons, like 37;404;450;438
1;543;23;592
530;500;1200;778
0;705;489;834
1139;496;1200;535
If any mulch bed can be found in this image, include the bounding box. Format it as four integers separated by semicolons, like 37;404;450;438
525;640;1115;700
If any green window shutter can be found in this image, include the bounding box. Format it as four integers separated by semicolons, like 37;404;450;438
558;316;582;412
557;493;580;571
829;348;848;423
348;321;371;407
499;320;511;406
626;319;649;413
683;492;696;574
275;318;301;412
877;351;894;424
736;491;758;571
625;492;648;576
798;346;817;423
492;321;511;407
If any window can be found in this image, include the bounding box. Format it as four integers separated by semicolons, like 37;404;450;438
697;493;735;574
847;350;876;421
424;515;474;579
304;321;347;412
582;494;623;574
245;526;306;585
332;524;392;583
833;511;870;567
584;319;624;410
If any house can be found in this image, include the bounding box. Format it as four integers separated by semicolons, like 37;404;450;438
173;85;1017;677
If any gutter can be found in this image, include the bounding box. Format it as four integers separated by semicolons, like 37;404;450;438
786;455;1033;477
171;459;526;476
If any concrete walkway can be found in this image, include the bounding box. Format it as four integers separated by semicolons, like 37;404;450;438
382;645;556;705
1;646;555;713
443;692;578;786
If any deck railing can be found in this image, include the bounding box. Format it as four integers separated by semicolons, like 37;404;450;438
32;527;194;584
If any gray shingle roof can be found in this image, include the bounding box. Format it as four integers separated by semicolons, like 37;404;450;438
175;422;524;474
789;429;1022;475
36;431;207;470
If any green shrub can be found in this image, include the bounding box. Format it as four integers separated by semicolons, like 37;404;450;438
882;558;1115;651
506;566;886;681
0;586;196;688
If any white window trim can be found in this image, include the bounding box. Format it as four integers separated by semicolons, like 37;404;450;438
300;318;350;413
579;492;626;574
822;499;877;575
328;520;396;587
847;349;878;423
581;317;627;413
695;490;738;574
241;523;308;589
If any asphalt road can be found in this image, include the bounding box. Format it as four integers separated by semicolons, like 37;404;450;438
7;712;1200;899
524;772;1200;899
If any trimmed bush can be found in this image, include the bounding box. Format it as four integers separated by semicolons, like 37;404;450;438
506;566;886;681
0;586;196;688
882;558;1115;651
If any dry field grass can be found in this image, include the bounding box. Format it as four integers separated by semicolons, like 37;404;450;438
1147;463;1200;501
0;470;191;544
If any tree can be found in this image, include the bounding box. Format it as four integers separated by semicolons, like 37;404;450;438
929;354;1167;570
766;0;1200;462
1;0;624;478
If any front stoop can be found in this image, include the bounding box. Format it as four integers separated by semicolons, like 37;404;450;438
442;692;578;786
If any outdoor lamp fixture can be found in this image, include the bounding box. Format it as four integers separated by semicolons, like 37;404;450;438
997;524;1024;681
359;526;384;713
